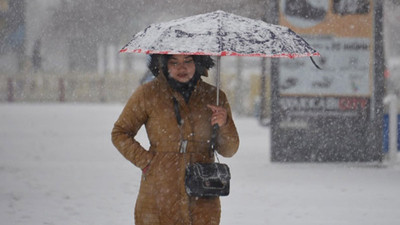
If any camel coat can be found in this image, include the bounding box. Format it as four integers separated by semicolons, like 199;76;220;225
111;74;239;225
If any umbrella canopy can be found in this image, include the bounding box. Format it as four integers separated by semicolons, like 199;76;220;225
120;10;320;58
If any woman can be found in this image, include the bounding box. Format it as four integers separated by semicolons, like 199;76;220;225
111;54;239;225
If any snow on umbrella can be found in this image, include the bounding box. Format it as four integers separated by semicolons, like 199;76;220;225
120;10;319;58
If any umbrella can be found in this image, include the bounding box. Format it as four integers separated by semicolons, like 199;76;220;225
120;10;319;58
120;10;320;153
121;10;320;104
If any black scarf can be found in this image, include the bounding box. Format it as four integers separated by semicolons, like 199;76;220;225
166;72;201;103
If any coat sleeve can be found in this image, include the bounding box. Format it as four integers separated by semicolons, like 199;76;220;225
111;85;154;169
216;92;239;158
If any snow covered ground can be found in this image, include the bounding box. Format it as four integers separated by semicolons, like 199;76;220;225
1;103;400;225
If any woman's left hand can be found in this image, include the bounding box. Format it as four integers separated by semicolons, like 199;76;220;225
207;104;227;127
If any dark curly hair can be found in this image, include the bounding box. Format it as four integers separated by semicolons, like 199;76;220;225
147;54;215;77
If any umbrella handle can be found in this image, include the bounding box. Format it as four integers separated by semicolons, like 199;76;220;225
210;123;219;157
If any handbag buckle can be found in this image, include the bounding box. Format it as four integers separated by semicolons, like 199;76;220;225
180;140;188;153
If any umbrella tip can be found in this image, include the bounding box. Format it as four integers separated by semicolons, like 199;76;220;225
310;57;322;70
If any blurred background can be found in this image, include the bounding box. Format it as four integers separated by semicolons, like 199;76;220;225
0;0;399;116
0;0;277;117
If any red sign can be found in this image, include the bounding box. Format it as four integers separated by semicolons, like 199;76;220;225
339;97;368;110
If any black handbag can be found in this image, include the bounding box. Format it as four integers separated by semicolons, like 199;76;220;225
185;162;231;197
185;123;231;197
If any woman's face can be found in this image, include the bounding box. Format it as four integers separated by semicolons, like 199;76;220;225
167;55;196;83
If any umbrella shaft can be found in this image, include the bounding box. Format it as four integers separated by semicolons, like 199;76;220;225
216;56;221;106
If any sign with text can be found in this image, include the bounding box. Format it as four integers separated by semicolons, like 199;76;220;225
271;0;382;162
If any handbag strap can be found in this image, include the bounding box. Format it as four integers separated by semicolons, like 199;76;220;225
172;97;182;126
172;96;187;154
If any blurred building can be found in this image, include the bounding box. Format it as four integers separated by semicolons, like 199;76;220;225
0;0;25;73
0;0;274;75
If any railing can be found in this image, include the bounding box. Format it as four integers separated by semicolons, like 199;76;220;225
0;71;270;118
0;72;142;103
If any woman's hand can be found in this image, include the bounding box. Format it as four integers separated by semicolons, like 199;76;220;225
207;104;227;127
